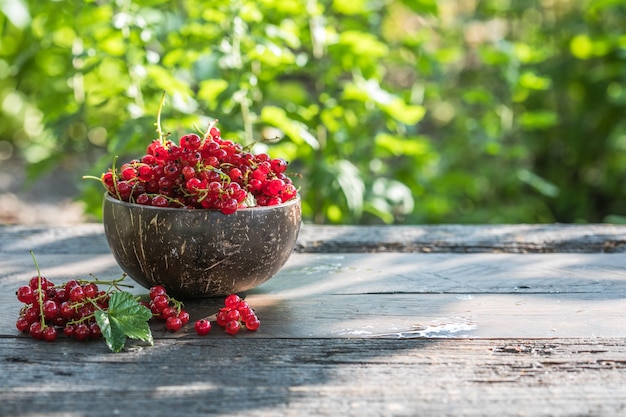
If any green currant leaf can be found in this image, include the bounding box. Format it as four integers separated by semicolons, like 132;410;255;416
95;291;154;353
94;309;126;353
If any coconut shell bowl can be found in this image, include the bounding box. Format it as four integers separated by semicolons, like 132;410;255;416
102;193;302;299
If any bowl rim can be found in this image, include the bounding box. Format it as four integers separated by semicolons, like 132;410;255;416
103;191;301;212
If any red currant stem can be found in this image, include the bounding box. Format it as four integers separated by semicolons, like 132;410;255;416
86;273;133;289
29;251;48;329
203;118;219;140
109;155;122;201
66;312;97;326
81;175;103;182
261;135;282;144
168;297;184;314
156;91;167;144
208;166;231;183
72;291;110;308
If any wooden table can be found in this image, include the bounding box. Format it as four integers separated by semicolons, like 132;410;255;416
2;224;626;416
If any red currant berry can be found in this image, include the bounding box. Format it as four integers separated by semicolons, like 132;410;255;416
69;286;85;302
178;310;190;325
89;323;102;339
43;300;60;320
186;177;202;192
282;184;297;201
266;196;282;206
142;154;156;164
161;306;177;320
228;167;242;182
63;325;75;338
42;326;58;342
29;321;44;340
29;276;53;291
220;197;238;215
224;294;241;308
165;316;183;332
16;285;35;304
225;320;241;335
60;302;76;319
64;279;80;292
186;151;202;165
152;195;169;207
149;285;168;300
121;167;137;181
256;152;270;162
238;304;255;321
136;193;151;205
270;158;288;174
245;315;261;331
194;319;212;336
181;165;196;179
209;126;220;139
101;171;115;187
83;283;98;299
152;294;169;312
54;288;68;303
216;308;230;327
74;324;90;341
226;308;241;323
180;133;202;150
16;317;30;332
116;180;133;200
266;178;286;196
23;305;39;324
138;165;154;181
77;304;95;320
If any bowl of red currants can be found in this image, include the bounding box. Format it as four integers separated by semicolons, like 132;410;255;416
94;121;302;299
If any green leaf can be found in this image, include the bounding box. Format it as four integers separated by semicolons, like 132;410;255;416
260;106;319;149
333;159;364;217
198;79;229;106
519;111;559;130
95;291;153;353
517;169;560;198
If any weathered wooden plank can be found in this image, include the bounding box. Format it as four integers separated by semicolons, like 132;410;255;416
4;252;626;299
2;253;626;338
3;223;626;254
2;337;626;417
295;224;626;253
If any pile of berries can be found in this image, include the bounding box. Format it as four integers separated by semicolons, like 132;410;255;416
145;284;190;332
16;275;115;342
193;294;262;337
92;120;297;214
215;293;261;335
15;273;260;342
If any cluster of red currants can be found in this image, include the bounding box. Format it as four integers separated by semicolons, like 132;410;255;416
145;285;189;332
193;293;262;336
16;274;260;343
96;122;297;214
215;293;261;335
16;276;110;342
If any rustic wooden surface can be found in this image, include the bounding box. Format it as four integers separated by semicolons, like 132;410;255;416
3;223;626;254
1;223;626;416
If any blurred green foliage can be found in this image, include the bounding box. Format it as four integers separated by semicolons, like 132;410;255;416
1;0;626;224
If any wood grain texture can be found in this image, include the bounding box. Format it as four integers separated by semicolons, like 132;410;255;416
2;337;626;417
3;223;626;254
2;253;626;338
2;225;626;416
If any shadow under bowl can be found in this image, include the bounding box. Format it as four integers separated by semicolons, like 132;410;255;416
102;193;302;299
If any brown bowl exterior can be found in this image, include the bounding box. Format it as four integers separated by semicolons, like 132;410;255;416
102;193;302;298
